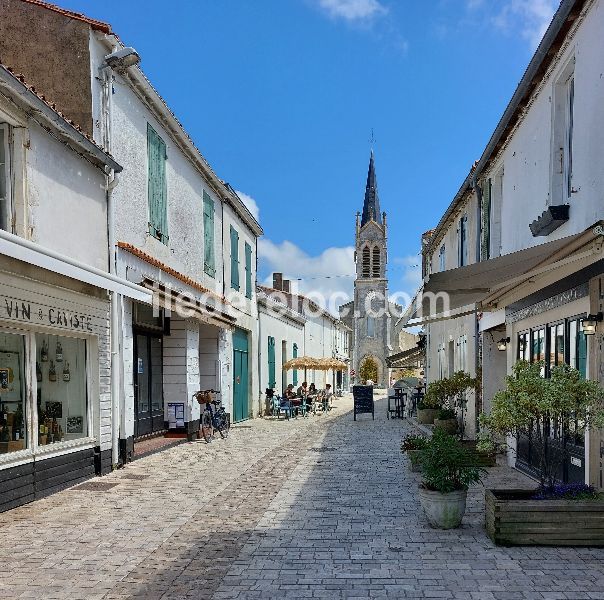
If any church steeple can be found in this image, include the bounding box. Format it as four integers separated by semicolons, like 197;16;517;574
361;150;382;227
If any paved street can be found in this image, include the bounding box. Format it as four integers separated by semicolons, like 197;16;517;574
2;395;604;600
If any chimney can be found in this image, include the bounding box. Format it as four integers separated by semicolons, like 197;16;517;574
282;280;291;293
273;272;283;291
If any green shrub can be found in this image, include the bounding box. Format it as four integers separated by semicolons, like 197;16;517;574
437;408;456;420
401;434;428;453
419;429;485;493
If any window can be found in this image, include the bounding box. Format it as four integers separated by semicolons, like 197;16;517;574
517;331;530;362
552;61;575;204
458;214;468;267
438;245;446;272
481;179;491;261
458;335;467;372
147;124;168;243
203;191;215;277
362;246;370;278
367;317;375;338
36;333;88;445
372;247;380;278
267;336;276;389
0;331;26;454
244;242;253;299
230;225;240;291
0;124;11;233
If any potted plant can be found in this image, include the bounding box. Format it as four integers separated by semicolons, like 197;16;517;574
418;428;485;529
401;434;428;472
479;361;604;546
418;379;446;424
434;407;458;434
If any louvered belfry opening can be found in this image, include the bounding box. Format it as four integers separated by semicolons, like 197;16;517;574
372;246;381;278
362;246;371;277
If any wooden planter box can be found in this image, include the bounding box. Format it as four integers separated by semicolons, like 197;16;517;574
461;440;496;467
417;408;438;424
486;489;604;546
434;418;457;434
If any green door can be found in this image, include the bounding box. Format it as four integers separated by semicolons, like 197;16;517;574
233;328;249;422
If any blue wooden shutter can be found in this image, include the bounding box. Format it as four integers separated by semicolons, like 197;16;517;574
203;191;215;277
244;242;252;299
292;343;298;386
268;336;276;388
230;225;240;290
147;124;168;243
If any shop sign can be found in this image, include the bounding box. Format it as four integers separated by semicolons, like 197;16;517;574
1;295;94;333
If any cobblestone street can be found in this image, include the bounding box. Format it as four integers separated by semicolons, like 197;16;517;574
2;395;604;599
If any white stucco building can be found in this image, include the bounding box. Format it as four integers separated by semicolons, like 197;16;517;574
407;0;604;486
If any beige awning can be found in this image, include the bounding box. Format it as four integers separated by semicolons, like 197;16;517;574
404;225;603;328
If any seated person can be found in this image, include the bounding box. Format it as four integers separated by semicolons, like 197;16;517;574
297;381;308;398
308;383;317;397
283;384;296;399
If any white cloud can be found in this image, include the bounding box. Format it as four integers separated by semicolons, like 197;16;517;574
493;0;558;49
235;190;260;222
258;239;355;315
314;0;388;22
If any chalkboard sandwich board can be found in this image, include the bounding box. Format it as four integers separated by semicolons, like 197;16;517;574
353;385;374;420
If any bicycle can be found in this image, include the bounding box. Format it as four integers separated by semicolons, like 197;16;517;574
193;390;230;443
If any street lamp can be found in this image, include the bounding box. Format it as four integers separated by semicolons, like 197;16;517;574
497;337;510;351
581;313;603;335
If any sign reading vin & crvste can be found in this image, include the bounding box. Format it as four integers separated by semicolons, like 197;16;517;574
1;295;94;333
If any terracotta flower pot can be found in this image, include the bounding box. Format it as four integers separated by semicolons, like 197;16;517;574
419;486;468;529
434;418;458;434
417;408;439;424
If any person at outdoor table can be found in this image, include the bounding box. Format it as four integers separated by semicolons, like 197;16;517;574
308;383;317;396
322;383;334;411
284;384;296;399
297;381;308;398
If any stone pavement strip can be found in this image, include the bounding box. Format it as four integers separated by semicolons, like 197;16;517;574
1;396;604;600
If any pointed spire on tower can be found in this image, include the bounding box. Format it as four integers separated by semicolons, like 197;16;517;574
361;150;382;227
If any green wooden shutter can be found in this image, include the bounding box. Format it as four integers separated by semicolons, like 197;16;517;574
481;178;491;261
203;191;215;277
230;225;240;290
244;242;252;299
292;343;298;386
268;336;276;388
147;124;168;244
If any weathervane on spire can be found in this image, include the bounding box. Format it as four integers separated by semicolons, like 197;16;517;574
369;128;376;150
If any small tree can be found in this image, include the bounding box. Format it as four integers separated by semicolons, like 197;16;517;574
479;360;604;489
360;357;378;383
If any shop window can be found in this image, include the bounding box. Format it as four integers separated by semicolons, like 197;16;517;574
0;331;26;454
36;333;88;445
517;331;530;362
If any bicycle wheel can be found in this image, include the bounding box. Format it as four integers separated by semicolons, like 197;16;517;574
217;410;230;439
201;411;213;443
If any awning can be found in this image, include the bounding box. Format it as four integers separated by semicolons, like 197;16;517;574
143;281;236;330
386;345;424;368
403;225;603;328
0;229;151;302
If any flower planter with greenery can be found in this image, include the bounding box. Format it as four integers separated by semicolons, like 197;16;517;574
401;434;428;472
418;429;485;529
417;402;439;424
459;440;497;467
434;407;458;434
479;361;604;546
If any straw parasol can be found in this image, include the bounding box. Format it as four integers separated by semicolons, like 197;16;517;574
282;356;321;371
316;358;348;371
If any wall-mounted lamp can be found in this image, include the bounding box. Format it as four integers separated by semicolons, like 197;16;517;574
103;47;141;71
497;337;510;351
581;312;603;335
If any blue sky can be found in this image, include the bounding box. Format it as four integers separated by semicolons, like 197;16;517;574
60;0;558;304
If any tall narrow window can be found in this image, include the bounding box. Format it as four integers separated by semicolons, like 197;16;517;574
230;225;240;291
147;124;168;244
0;124;12;233
367;317;375;337
458;215;468;267
481;179;491;261
362;246;370;278
565;76;575;199
372;247;381;278
438;244;446;272
244;242;253;299
267;336;276;389
203;191;215;277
